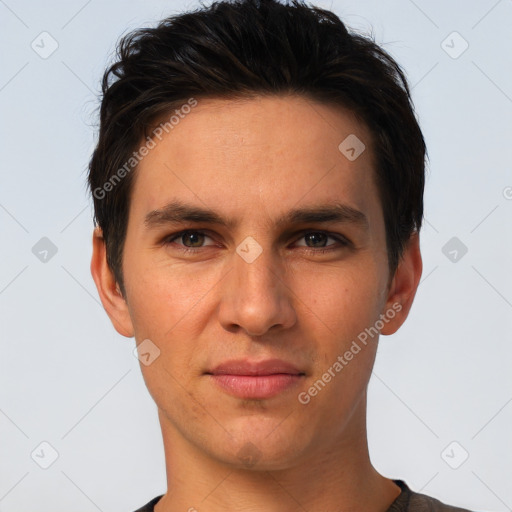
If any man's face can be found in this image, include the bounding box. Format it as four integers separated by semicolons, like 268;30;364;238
115;95;401;469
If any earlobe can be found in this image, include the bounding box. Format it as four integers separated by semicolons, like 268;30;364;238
90;227;135;338
380;231;423;336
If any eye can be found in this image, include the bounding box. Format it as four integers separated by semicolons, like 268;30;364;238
163;229;351;255
165;230;216;252
293;231;350;253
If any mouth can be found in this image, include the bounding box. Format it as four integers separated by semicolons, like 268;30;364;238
205;359;306;399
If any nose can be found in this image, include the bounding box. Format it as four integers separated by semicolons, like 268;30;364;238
217;242;297;337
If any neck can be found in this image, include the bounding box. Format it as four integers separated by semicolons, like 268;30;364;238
155;392;401;512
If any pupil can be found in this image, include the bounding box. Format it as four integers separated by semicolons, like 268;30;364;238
306;232;326;247
184;232;203;247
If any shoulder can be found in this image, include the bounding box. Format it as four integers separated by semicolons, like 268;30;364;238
130;483;478;512
388;480;476;512
131;494;163;512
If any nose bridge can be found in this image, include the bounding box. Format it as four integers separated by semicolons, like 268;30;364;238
234;235;280;299
218;234;296;336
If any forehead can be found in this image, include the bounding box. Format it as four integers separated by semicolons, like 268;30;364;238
146;95;374;168
130;95;380;227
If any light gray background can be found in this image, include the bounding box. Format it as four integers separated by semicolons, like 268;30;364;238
1;0;511;510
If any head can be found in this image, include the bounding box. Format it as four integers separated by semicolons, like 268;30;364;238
88;0;425;297
89;0;424;470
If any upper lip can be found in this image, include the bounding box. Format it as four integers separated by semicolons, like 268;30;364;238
207;359;305;376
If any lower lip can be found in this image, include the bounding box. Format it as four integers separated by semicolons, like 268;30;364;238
208;374;303;399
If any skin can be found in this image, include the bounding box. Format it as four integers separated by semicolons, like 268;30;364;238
91;95;422;512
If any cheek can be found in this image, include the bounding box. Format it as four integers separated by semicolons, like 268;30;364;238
124;254;220;338
296;262;384;337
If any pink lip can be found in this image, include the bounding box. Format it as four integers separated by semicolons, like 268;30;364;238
206;359;305;399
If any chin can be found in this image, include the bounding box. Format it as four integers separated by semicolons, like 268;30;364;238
211;423;310;471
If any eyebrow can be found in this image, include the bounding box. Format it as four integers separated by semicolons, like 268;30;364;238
144;199;369;231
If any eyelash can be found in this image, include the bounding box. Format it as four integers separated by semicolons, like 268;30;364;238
163;229;351;255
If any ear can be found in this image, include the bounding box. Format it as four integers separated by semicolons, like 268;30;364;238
90;226;134;338
380;231;423;336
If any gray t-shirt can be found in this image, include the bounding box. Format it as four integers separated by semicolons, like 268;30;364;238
132;479;475;511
